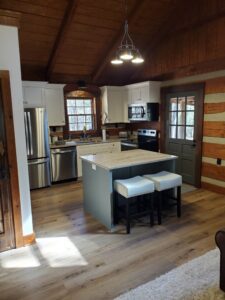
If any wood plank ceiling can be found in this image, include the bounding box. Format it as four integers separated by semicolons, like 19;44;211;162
1;0;225;85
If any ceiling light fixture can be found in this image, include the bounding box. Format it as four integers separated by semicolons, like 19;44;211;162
111;0;144;65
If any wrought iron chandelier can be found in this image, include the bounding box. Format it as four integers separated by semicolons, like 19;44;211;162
111;0;144;65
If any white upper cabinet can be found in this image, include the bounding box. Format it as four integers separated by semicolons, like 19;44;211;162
44;85;65;126
101;86;128;123
22;81;46;108
125;81;161;105
22;81;65;126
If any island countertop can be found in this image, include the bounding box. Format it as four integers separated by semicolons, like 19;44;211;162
81;149;177;170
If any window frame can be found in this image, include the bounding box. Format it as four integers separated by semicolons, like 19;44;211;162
63;85;101;138
65;96;97;133
168;95;195;141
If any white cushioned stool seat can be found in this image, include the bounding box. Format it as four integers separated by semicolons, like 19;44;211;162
114;176;154;198
144;171;182;191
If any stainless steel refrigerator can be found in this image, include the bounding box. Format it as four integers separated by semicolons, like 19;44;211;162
24;108;51;189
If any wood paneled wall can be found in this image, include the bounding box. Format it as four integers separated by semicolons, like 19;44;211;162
202;77;225;193
136;0;225;81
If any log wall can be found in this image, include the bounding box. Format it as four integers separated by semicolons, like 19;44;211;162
202;77;225;193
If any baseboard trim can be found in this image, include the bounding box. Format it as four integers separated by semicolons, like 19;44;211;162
23;233;36;246
201;182;225;194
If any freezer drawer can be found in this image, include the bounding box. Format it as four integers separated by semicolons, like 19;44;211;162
51;147;77;182
28;158;51;190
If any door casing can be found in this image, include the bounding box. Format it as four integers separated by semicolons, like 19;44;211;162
0;70;23;249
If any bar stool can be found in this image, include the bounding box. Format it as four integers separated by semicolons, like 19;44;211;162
114;176;155;234
143;171;182;225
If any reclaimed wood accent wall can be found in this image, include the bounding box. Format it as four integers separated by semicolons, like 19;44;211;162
202;77;225;193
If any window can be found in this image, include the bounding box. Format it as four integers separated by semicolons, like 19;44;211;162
66;98;96;132
169;96;195;140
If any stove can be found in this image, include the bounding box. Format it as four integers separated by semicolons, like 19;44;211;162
137;129;158;152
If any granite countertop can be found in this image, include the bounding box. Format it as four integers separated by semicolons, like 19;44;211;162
49;138;121;149
80;149;177;170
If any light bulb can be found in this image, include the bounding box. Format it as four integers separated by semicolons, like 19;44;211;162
120;50;133;60
132;51;144;64
111;57;123;64
132;56;144;64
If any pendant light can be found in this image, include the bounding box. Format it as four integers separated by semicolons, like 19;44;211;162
111;0;144;65
111;52;123;65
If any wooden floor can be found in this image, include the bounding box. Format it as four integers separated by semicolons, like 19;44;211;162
0;181;225;300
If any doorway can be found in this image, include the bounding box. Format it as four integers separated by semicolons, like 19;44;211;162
161;84;204;187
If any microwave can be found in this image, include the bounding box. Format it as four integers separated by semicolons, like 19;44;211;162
128;103;159;121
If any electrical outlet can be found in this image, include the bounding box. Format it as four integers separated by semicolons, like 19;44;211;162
217;158;222;165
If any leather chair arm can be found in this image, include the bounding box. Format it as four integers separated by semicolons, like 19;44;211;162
215;229;225;292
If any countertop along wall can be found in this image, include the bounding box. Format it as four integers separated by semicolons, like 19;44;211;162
0;25;33;236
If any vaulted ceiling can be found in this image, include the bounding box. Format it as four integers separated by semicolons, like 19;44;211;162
1;0;225;85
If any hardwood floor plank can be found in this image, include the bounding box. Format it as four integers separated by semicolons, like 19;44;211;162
0;182;225;299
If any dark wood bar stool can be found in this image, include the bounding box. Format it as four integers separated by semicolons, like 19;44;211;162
114;176;155;234
144;171;182;224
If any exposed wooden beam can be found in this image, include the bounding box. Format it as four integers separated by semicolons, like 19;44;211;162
91;0;146;83
46;0;79;81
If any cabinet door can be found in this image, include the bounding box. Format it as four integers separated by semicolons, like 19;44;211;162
122;90;129;122
132;88;142;104
140;85;149;103
107;90;124;123
44;88;65;126
127;89;133;105
23;86;45;108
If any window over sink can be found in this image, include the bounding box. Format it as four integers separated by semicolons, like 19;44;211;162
66;98;96;131
64;84;101;137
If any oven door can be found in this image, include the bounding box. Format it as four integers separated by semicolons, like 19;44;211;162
128;105;147;121
138;138;159;152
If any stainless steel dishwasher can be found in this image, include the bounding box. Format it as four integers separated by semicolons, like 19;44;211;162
51;147;77;182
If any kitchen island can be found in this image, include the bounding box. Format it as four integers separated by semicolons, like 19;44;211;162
81;149;177;230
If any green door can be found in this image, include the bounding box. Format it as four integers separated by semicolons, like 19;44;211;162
165;90;203;186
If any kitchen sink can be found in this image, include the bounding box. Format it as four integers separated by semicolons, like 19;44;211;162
65;140;100;145
65;141;77;145
75;140;101;145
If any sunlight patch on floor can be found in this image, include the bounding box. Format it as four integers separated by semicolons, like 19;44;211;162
36;236;88;267
1;247;40;268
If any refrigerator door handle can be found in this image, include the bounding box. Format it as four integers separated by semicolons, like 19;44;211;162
27;112;33;156
24;112;30;156
28;158;49;165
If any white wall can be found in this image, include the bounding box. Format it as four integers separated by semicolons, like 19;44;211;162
0;25;33;235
